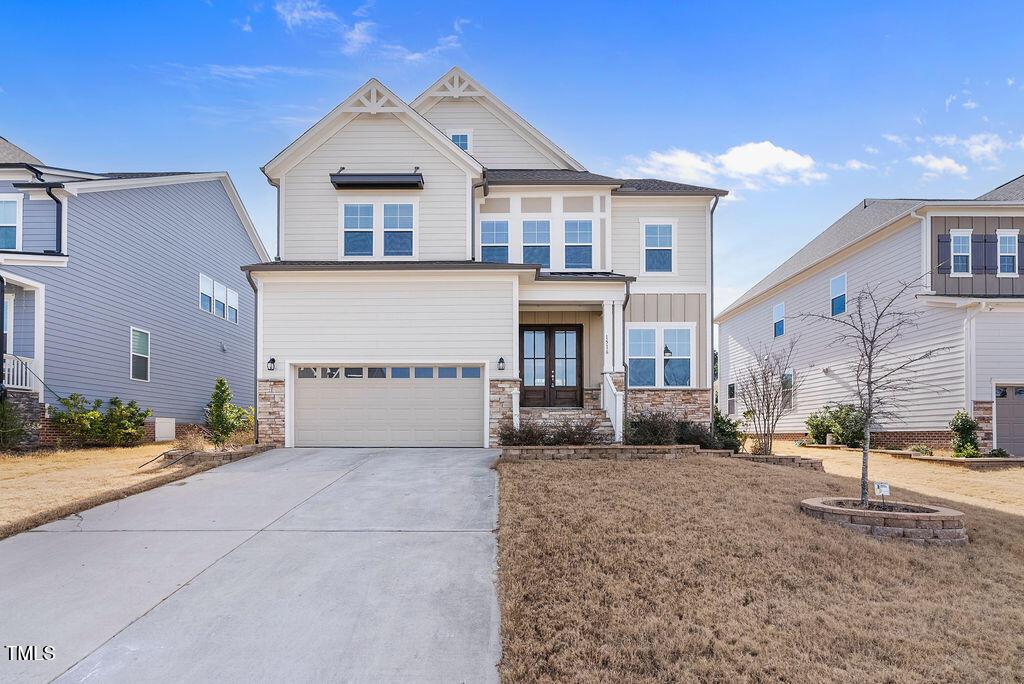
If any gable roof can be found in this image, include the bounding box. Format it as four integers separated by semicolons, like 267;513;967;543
411;67;586;172
0;136;43;165
262;78;483;180
977;173;1024;201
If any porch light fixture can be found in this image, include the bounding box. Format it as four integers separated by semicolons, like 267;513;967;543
267;357;276;372
497;357;506;371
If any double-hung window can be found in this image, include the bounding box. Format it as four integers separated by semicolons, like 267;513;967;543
522;220;550;268
343;203;374;257
214;282;227;318
997;230;1019;276
226;289;238;323
383;203;414;257
727;383;736;416
199;275;214;313
773;303;785;337
564;220;593;269
130;327;150;382
782;368;794;410
481;220;509;263
0;195;20;250
199;273;238;323
951;229;972;276
3;293;14;354
643;223;673;273
627;325;693;388
830;274;847;316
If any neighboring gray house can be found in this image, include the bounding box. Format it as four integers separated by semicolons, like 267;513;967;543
716;173;1024;456
0;136;269;442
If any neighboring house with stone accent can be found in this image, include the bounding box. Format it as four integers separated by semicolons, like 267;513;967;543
716;173;1024;455
247;67;726;448
0;136;269;444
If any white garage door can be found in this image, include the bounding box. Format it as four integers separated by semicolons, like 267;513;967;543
294;365;485;447
996;385;1024;457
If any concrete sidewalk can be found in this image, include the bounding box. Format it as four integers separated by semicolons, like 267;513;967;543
0;447;501;683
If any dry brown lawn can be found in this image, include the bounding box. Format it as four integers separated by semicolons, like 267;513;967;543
774;440;1024;516
0;444;210;538
497;456;1024;683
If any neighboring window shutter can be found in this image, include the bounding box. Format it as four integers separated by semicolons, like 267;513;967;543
983;234;998;275
971;234;986;274
936;235;951;274
1019;236;1024;274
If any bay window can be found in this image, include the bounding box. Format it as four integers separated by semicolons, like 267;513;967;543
627;324;694;388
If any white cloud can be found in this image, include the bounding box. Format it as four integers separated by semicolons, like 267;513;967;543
828;159;875;171
342;21;375;54
353;0;375;17
909;154;967;179
235;16;253;32
274;0;336;28
1009;77;1016;87
932;132;1015;164
381;34;460;62
882;133;907;147
453;17;471;33
864;145;879;155
621;140;827;191
944;94;956;111
962;98;978;110
162;63;321;85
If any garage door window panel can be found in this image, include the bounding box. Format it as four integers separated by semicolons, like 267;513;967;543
391;367;410;378
344;367;363;378
415;367;434;379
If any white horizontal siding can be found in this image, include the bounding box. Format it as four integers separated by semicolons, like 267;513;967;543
719;224;967;432
610;197;708;290
280;113;469;261
421;98;559;169
974;312;1024;400
261;276;515;379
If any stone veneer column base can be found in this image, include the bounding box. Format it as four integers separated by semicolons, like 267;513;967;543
973;401;993;451
489;379;521;446
5;389;42;447
258;380;286;447
627;388;712;424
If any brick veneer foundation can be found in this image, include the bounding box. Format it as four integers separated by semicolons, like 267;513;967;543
776;430;954;451
489;379;521;445
973;400;994;451
257;379;286;447
627;388;712;424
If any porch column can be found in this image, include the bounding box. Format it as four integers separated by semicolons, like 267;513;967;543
602;300;614;373
612;300;625;372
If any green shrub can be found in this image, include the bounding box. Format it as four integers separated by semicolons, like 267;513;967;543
99;397;152;447
953;444;980;459
49;393;151;447
805;409;830;444
625;410;676;445
676;420;720;449
205;378;254;447
713;407;743;452
907;443;933;456
498;419;546;446
498;416;608;446
804;403;866;447
949;410;979;456
0;399;27;449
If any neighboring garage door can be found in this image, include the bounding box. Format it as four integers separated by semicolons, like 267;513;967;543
294;365;485;447
996;385;1024;457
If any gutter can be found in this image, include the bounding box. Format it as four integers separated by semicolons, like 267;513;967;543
708;195;720;436
244;270;260;444
20;167;65;255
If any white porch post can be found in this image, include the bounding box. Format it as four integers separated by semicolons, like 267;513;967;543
612;300;625;372
602;300;614;373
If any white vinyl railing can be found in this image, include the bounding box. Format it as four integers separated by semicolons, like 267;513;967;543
602;372;624;442
3;355;36;390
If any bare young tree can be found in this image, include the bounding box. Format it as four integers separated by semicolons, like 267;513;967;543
801;280;946;506
736;339;800;455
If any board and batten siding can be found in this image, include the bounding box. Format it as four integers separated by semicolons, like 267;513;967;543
4;180;261;421
259;275;516;381
610;197;709;290
718;222;967;432
519;310;603;388
419;98;560;169
930;215;1024;297
626;293;709;388
973;312;1024;401
279;113;470;261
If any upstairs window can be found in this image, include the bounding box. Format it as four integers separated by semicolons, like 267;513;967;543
383;203;414;257
522;220;551;268
130;327;150;382
227;289;238;323
199;273;238;324
643;223;674;273
564;220;593;269
0;195;20;250
343;203;374;257
214;282;227;318
951;229;972;275
481;221;509;263
199;275;214;313
450;132;470;151
773;303;785;338
830;273;847;316
998;230;1019;276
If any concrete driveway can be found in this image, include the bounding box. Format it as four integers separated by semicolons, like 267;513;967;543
0;447;501;683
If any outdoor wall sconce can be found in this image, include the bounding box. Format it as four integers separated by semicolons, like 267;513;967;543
267;357;276;372
497;357;506;371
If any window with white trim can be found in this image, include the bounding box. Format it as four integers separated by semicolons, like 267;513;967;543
481;220;509;263
199;273;238;323
199;274;214;313
727;382;736;416
3;293;13;354
643;223;673;273
383;203;414;257
130;327;150;382
773;303;785;338
522;220;550;268
951;229;972;275
450;132;470;151
0;195;20;251
343;203;374;257
214;282;226;318
830;274;847;316
227;289;238;323
782;368;794;410
997;229;1019;276
564;220;593;269
627;324;694;388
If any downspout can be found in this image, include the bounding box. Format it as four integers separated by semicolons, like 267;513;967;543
27;164;64;255
273;183;281;261
245;270;260;443
621;279;631;427
470;171;488;261
708;195;720;436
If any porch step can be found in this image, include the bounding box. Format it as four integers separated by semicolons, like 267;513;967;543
519;406;616;440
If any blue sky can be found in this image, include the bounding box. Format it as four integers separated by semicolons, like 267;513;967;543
4;1;1024;310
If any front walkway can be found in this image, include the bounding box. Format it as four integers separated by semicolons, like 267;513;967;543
0;447;501;683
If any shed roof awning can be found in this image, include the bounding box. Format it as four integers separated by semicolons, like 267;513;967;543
329;173;424;189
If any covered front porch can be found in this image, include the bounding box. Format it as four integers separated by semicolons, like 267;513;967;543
1;270;44;398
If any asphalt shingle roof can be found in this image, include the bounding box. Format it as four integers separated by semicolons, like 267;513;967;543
976;173;1024;201
0;136;42;165
485;168;728;196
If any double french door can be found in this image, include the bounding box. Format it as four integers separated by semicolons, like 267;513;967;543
520;325;583;407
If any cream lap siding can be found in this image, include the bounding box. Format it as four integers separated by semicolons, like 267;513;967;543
260;276;515;379
973;312;1024;401
718;223;966;432
419;98;560;169
280;113;469;261
610;197;708;289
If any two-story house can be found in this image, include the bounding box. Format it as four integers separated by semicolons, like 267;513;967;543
248;67;726;448
716;173;1024;455
0;135;268;443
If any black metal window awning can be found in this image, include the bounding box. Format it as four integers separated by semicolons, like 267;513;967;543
329;173;424;189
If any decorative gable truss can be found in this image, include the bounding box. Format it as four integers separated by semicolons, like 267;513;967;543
411;67;585;172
